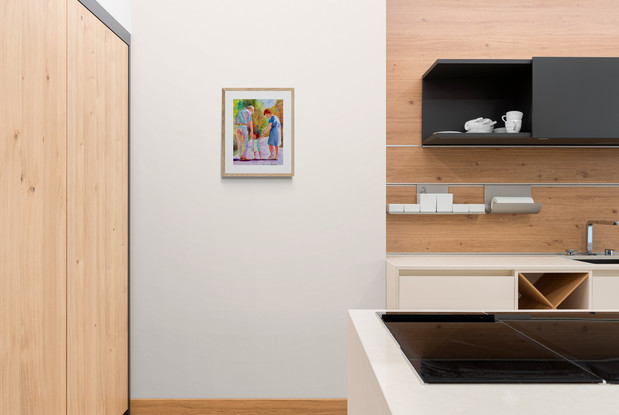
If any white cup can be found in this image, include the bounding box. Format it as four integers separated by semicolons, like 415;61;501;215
502;111;523;122
505;119;522;133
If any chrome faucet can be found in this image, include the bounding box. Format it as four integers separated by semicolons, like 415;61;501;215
586;220;618;255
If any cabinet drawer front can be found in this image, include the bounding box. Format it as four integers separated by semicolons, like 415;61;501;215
592;277;619;310
398;276;514;310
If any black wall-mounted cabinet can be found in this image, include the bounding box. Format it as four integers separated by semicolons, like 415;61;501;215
532;57;619;141
422;57;619;146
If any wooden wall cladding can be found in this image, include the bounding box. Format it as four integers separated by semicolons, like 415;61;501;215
387;0;619;146
387;187;619;253
387;147;619;184
387;0;619;252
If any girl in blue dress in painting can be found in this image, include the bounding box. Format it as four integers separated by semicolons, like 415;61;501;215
263;109;281;160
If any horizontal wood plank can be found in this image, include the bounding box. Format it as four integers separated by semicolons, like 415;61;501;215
387;147;619;184
130;399;347;415
387;186;417;204
387;187;619;252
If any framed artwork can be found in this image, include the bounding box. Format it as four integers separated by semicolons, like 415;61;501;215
221;88;294;177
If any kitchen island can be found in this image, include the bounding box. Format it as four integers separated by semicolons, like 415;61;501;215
348;309;619;415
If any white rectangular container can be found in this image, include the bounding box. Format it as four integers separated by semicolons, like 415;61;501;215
452;204;469;213
468;204;486;213
386;204;404;213
419;194;437;212
403;204;420;213
436;194;453;212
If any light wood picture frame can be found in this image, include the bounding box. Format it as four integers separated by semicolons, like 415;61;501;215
221;88;294;177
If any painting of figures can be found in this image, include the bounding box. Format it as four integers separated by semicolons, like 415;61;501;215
222;88;294;177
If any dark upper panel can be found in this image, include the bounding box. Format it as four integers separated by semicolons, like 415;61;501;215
532;57;619;140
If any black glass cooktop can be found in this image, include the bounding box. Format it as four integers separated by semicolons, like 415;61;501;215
381;312;619;384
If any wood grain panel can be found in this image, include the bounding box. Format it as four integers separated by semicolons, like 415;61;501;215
130;399;347;415
518;274;554;309
387;187;619;252
387;0;619;145
387;185;417;203
67;1;129;414
387;147;619;184
387;1;619;253
1;0;67;414
387;186;483;204
534;273;589;308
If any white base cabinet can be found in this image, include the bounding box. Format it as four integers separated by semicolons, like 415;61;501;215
387;256;619;311
591;271;619;310
399;274;514;310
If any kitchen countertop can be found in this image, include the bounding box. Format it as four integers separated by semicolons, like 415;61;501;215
386;254;619;270
348;309;619;415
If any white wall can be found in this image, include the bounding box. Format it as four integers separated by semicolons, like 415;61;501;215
130;0;385;398
96;0;131;32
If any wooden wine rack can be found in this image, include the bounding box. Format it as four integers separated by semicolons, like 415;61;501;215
518;272;589;310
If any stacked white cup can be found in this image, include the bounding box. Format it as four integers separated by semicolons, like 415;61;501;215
502;111;523;133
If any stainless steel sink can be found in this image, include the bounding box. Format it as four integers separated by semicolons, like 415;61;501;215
573;258;619;264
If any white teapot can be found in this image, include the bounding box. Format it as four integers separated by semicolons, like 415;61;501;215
464;117;496;133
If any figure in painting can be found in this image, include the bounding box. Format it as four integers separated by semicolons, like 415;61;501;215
263;108;281;160
234;104;254;160
250;128;263;160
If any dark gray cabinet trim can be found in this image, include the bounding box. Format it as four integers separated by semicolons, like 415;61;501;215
77;0;131;45
423;59;531;79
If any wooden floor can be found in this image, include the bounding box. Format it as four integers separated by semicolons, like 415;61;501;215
130;399;347;415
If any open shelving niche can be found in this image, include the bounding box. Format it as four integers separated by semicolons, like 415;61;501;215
517;272;590;310
422;59;532;146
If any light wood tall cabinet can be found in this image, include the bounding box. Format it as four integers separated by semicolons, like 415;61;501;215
1;0;68;413
1;1;129;414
